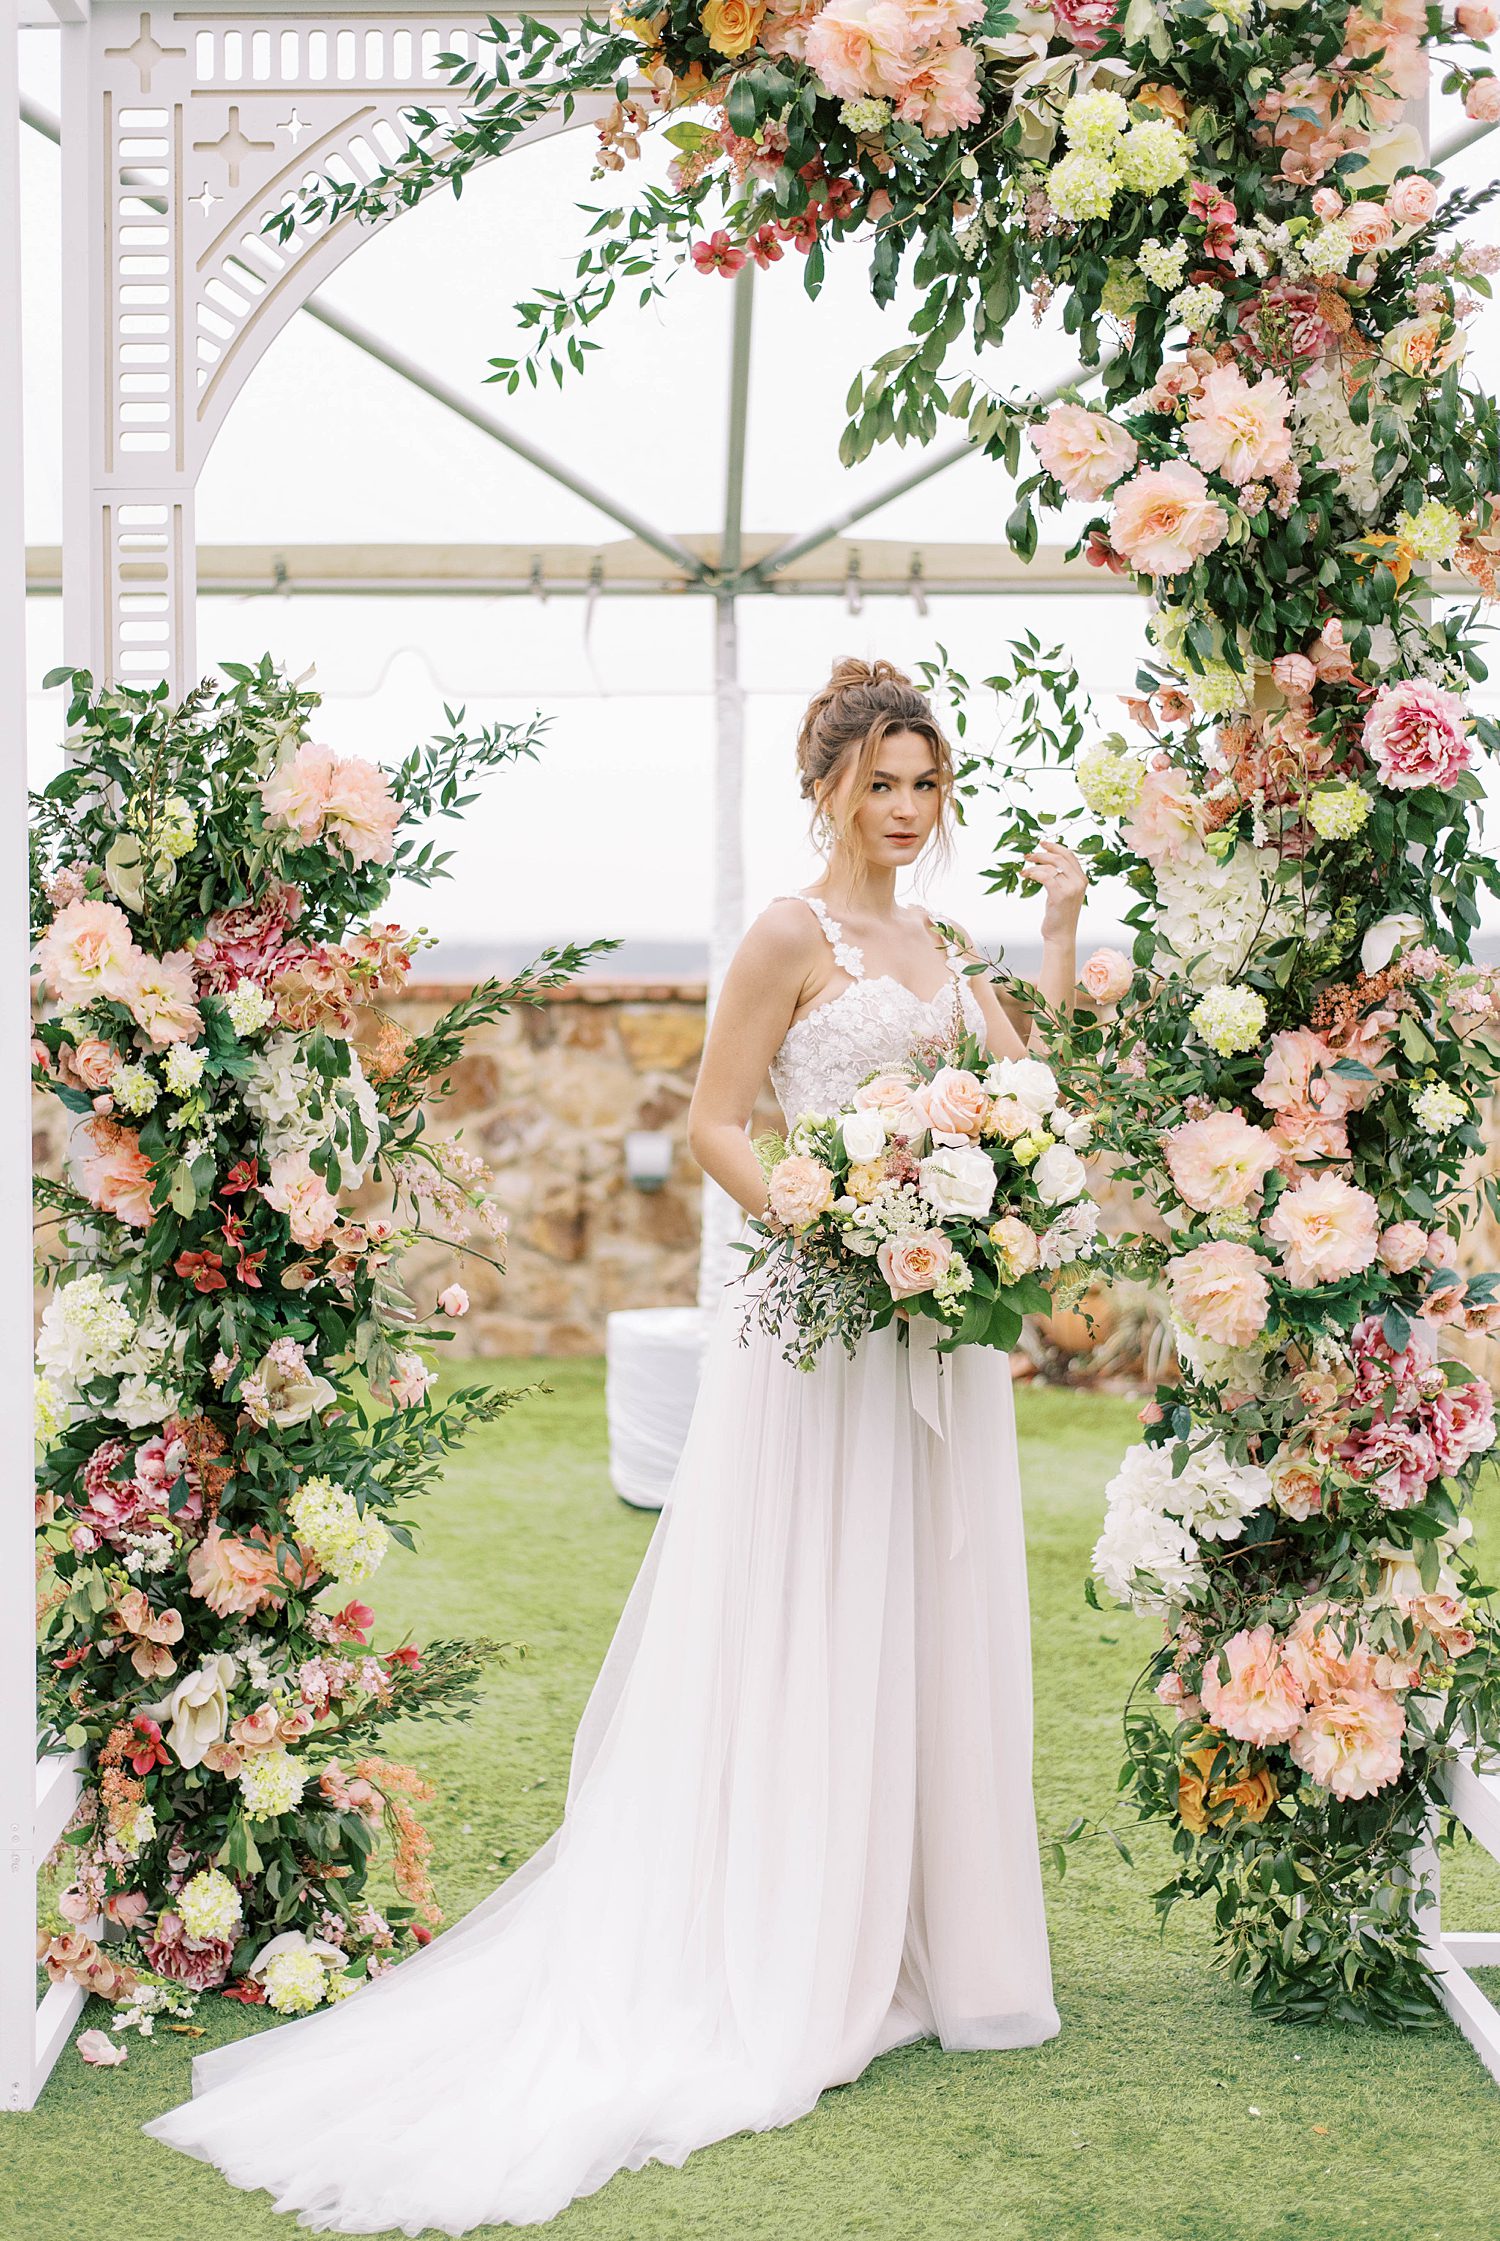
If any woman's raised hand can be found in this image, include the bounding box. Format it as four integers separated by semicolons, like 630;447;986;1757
1020;839;1087;942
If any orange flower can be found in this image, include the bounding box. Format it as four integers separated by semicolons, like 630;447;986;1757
700;0;764;52
1135;82;1188;126
1351;532;1413;587
1177;1738;1279;1834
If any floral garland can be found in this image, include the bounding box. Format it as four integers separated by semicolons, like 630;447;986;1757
32;659;609;2035
280;0;1500;2025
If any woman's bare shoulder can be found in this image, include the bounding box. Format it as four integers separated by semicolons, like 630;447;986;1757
734;895;824;970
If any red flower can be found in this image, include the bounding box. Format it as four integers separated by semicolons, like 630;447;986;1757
1186;179;1237;261
748;225;784;270
690;231;747;277
333;1600;376;1644
174;1248;228;1293
127;1714;171;1777
820;176;859;221
385;1645;421;1671
410;1924;433;1946
797;154;827;187
778;205;822;255
219;1209;266;1288
220;1978;267;2005
220;1159;259;1197
1085;529;1127;574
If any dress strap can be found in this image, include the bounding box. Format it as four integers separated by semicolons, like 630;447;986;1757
778;891;865;980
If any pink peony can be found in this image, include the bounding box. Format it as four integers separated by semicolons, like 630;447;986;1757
141;1910;235;1991
1288;1685;1405;1799
1341;1418;1440;1508
1167;1240;1273;1348
1032;404;1138;503
1378;1221;1428;1273
1263;1173;1379;1288
73;1117;156;1229
767;1153;835;1231
1110;462;1229;579
804;0;918;98
1164;1109;1281;1214
1080;947;1133;1005
123;948;202;1045
1255;1027;1358;1122
321;758;400;869
1184;365;1294;486
1362;679;1474;792
1425;1380;1496;1471
1201;1624;1308;1747
1122;762;1200;865
261;742;338;840
911;1066;990;1144
1349;1310;1441;1409
193;884;304;993
877;1229;953;1299
35;898;139;1005
1387;172;1439;225
894;42;984;136
1241;278;1340;368
1050;0;1119;50
262;1151;340;1248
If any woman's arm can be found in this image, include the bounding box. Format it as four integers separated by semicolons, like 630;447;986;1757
687;905;821;1218
1025;840;1087;1032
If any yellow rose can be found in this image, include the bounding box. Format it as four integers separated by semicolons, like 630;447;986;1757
847;1160;887;1204
700;0;765;56
1177;1741;1278;1835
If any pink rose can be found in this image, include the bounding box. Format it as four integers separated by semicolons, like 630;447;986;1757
35;898;139;1006
1032;404;1138;503
767;1153;835;1231
1309;618;1356;685
1427;1227;1460;1270
1271;652;1317;701
262;1151;340;1249
852;1070;926;1138
987;1214;1041;1283
1164;1109;1281;1214
1201;1624;1307;1747
1310;187;1344;219
1184;364;1294;486
1287;1685;1405;1799
1342;200;1394;255
1458;1;1499;31
1263;1173;1379;1288
1166;1240;1273;1348
1465;76;1500;121
877;1229;953;1299
1271;1451;1324;1521
71;1037;122;1090
1080;947;1133;1006
1387;172;1440;225
911;1066;990;1145
1110;462;1229;578
1363;679;1474;791
437;1284;469;1317
1378;1221;1428;1273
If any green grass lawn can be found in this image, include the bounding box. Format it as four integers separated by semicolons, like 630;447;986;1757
9;1365;1500;2241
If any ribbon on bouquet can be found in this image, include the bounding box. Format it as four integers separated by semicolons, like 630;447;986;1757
905;1318;967;1560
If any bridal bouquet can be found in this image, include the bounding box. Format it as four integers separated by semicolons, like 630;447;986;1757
741;1032;1101;1370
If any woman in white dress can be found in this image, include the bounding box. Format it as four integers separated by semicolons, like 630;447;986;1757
144;656;1086;2235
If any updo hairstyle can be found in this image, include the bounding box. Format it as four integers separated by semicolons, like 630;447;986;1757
795;657;955;877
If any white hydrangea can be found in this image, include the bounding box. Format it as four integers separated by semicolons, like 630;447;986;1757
1307;782;1372;840
1115;120;1190;195
1302;220;1353;276
1190;982;1267;1056
243;1034;381;1188
1092;1493;1207;1617
1047;151;1119;223
107;1062;158;1117
262;1946;328;2015
1413;1082;1467;1135
177;1868;244;1944
1061;89;1130;155
839;96;891;135
288;1474;390;1588
1169;283;1223;333
1291;363;1389;519
225;979;276;1036
1137;236;1188;291
1173;1320;1274;1395
162;1044;206;1097
238;1746;307;1822
35;1273;184;1427
1077;743;1146;818
1093;1435;1271;1615
1155;838;1327;988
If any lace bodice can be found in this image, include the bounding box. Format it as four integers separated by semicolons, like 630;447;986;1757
768;893;986;1122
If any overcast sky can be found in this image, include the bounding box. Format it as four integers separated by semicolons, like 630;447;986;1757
17;32;1500;967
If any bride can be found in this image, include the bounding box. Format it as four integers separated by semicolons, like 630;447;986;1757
145;655;1086;2234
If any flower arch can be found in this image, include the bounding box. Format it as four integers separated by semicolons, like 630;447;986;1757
323;0;1500;2034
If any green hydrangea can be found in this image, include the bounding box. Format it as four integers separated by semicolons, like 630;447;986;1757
1190;983;1268;1057
1137;236;1188;290
1077;743;1147;817
1306;783;1372;841
1047;152;1119;224
1115;120;1190;196
1061;90;1130;155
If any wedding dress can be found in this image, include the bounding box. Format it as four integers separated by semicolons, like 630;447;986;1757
144;891;1061;2234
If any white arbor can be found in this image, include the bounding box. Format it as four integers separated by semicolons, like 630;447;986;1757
7;0;1500;2112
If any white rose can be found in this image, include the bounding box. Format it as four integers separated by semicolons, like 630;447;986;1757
141;1651;237;1769
1033;1143;1088;1206
1361;912;1424;976
917;1145;999;1221
1059;1112;1093;1150
984;1056;1059;1117
840;1108;886;1162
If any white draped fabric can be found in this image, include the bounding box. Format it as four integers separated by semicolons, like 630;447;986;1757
144;895;1060;2233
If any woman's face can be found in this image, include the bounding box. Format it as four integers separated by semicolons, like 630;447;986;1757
833;728;943;870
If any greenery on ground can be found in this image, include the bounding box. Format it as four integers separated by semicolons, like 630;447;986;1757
9;1365;1500;2241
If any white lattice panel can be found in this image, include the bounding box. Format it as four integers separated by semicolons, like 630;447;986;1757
65;2;603;695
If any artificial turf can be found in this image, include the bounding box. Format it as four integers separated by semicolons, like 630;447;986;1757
7;1364;1500;2241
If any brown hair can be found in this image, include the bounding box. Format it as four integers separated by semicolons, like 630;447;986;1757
795;657;955;878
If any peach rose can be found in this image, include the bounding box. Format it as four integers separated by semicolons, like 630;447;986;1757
1465;77;1500;122
187;1523;291;1619
72;1037;122;1091
1378;1221;1428;1273
894;41;984;138
1166;1240;1273;1348
877;1229;953;1299
1458;1;1499;32
701;0;766;54
988;1214;1041;1282
1032;404;1139;503
1080;947;1133;1005
1201;1624;1307;1747
1263;1173;1380;1288
987;1097;1033;1143
1109;461;1228;578
1184;364;1294;486
767;1154;835;1231
1271;652;1316;701
1270;1450;1324;1521
1288;1684;1405;1799
1177;1743;1278;1834
1164;1109;1280;1213
852;1070;926;1138
911;1066;990;1145
1387;172;1439;225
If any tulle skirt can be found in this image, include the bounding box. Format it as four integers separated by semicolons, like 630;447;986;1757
143;1300;1061;2234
